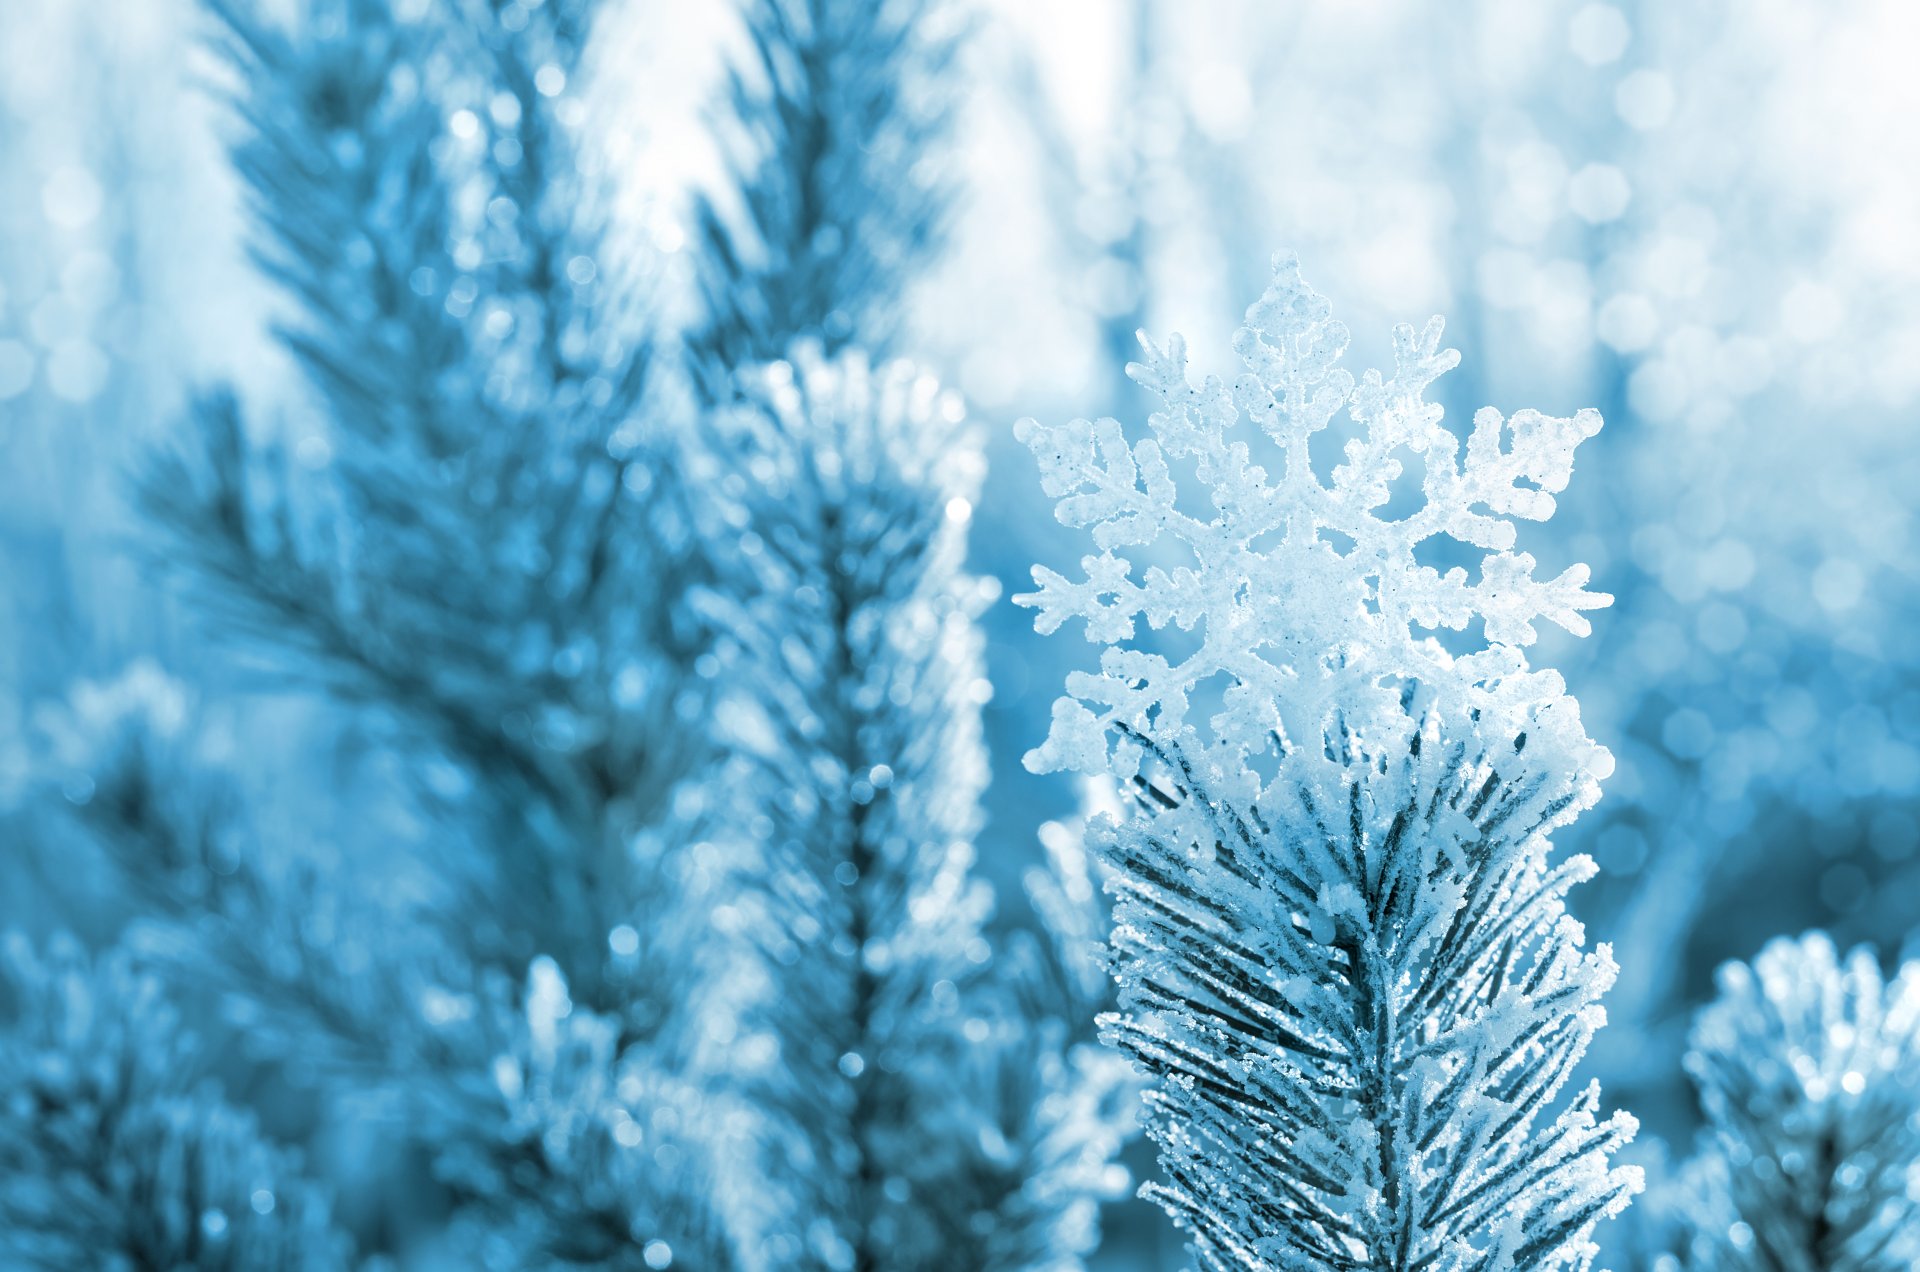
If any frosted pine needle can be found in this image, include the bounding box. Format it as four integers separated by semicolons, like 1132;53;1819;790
1017;253;1640;1272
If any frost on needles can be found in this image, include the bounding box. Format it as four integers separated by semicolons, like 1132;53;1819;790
1016;253;1641;1271
1678;933;1920;1272
695;348;1131;1269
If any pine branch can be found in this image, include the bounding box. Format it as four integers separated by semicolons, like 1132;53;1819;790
0;936;355;1271
31;656;740;1270
696;349;1130;1270
690;0;963;378
29;661;444;1081
143;0;709;1013
123;1;738;1263
1675;933;1920;1272
1017;254;1640;1271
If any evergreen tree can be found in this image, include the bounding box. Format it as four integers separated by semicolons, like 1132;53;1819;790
1016;253;1641;1270
118;0;734;1264
147;0;709;1017
0;935;353;1271
696;349;1130;1269
1675;933;1920;1272
29;660;439;1078
692;0;961;374
689;3;1132;1266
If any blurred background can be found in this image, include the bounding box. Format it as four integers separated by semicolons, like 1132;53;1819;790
4;0;1918;1267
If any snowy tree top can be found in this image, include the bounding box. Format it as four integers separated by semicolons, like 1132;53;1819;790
727;343;978;515
1017;253;1613;800
1690;931;1920;1115
1681;932;1920;1272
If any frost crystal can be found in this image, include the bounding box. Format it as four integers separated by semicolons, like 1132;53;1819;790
1018;252;1612;797
1017;255;1638;1271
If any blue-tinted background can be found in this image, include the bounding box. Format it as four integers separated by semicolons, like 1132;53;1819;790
4;1;1918;1266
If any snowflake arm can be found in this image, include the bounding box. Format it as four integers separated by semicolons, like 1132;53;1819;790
1017;252;1613;788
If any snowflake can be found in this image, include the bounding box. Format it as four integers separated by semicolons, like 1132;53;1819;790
1017;252;1612;796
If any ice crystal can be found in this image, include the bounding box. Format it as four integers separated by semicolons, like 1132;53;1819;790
1678;933;1920;1272
1018;251;1612;798
1017;254;1638;1271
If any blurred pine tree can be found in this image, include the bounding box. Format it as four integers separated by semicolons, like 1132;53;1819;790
1674;934;1920;1272
688;3;1133;1267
